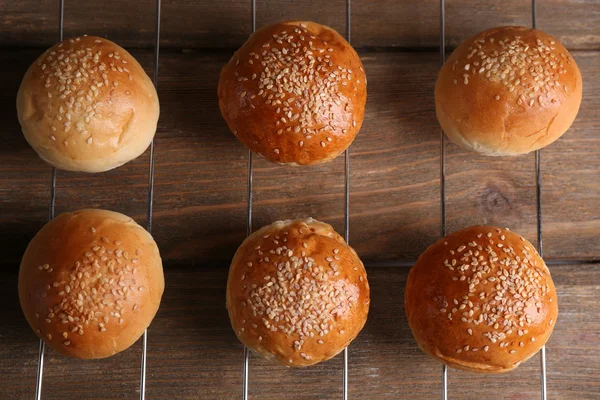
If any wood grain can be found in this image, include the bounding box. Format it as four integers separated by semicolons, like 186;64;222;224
1;50;597;268
541;50;600;259
1;1;598;396
0;263;597;399
1;1;599;50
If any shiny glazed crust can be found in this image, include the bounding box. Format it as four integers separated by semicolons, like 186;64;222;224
19;209;164;359
218;21;367;165
226;218;370;366
405;226;558;373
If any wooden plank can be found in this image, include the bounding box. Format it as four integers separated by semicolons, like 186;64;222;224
1;1;599;50
0;0;59;47
135;50;444;264
0;263;598;398
354;0;600;50
542;51;600;259
0;49;598;269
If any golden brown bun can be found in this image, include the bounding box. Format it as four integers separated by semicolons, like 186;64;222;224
19;209;164;359
218;21;367;165
435;26;582;156
405;226;558;373
17;36;159;172
226;218;370;366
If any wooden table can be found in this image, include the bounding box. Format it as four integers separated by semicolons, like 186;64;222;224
1;1;598;399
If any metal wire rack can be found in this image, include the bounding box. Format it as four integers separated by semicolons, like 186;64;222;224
34;0;161;399
30;0;567;399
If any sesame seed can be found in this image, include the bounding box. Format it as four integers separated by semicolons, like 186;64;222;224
454;31;572;108
239;221;361;342
229;25;363;146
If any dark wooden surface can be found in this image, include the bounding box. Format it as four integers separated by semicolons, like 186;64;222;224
1;0;599;50
0;0;599;398
2;49;598;266
1;264;598;399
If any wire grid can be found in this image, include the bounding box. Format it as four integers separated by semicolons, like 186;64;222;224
438;1;547;399
31;0;556;399
243;1;352;398
33;0;161;399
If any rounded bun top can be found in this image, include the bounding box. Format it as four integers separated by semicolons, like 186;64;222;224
17;36;159;172
405;226;558;373
226;218;370;367
218;21;367;165
435;26;582;156
19;209;164;359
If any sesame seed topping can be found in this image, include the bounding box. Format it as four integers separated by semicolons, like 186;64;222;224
237;220;365;357
31;233;147;340
33;36;139;147
428;227;553;358
453;30;574;108
228;25;364;156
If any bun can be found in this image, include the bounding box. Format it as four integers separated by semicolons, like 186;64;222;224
226;218;370;366
17;36;160;172
405;226;558;373
218;21;367;165
435;26;582;156
18;209;164;359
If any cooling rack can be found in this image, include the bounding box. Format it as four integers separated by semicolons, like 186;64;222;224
30;0;564;399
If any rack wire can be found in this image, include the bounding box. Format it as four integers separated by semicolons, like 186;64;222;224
33;0;162;399
438;1;547;399
29;0;572;398
242;0;352;398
